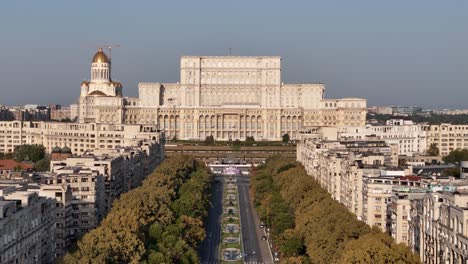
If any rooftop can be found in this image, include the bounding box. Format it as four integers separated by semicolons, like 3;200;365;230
0;160;33;171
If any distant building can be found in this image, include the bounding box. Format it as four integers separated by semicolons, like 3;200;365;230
77;49;367;141
433;109;468;115
50;104;71;121
368;106;393;115
391;106;423;116
0;120;163;154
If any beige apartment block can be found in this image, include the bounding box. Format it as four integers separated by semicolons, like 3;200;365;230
390;190;426;245
41;169;105;240
36;182;73;257
0;188;56;264
422;124;468;156
297;136;395;220
0;120;163;155
78;49;367;141
363;177;423;232
50;141;164;214
419;188;468;263
337;122;427;156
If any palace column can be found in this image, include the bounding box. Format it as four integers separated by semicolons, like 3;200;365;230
194;112;200;140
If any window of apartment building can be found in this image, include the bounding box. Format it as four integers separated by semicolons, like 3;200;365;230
375;214;382;219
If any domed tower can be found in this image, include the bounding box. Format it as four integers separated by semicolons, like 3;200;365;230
91;48;111;83
78;48;125;124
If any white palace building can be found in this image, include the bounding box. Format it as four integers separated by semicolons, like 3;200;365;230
76;49;367;141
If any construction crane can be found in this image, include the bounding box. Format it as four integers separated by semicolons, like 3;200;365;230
98;44;120;80
99;44;120;61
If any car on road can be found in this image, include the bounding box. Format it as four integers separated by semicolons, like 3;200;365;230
261;236;267;240
259;224;265;228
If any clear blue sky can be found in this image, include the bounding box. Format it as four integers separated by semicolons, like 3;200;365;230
0;1;467;108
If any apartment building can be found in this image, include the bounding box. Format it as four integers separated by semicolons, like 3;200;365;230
42;169;105;240
422;124;468;156
0;187;56;264
338;121;427;156
418;187;468;263
0;137;165;262
36;182;73;257
0;120;162;155
297;136;398;220
50;140;164;214
362;176;423;232
389;189;426;245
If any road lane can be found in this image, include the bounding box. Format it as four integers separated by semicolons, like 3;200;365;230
237;174;263;263
199;175;223;263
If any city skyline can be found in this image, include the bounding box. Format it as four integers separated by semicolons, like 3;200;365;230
0;1;467;108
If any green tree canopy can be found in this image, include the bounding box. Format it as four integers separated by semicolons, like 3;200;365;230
427;143;440;156
63;155;211;264
251;155;420;264
13;144;45;162
443;149;468;164
34;157;50;172
204;135;215;145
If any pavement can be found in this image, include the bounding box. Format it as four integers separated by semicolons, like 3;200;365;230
199;173;275;264
238;174;275;264
237;174;262;263
199;175;224;263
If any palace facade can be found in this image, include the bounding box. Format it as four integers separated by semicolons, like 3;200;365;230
76;49;367;140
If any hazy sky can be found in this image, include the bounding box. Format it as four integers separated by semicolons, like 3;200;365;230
0;1;467;108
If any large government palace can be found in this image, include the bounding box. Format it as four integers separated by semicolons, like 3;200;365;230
77;49;367;141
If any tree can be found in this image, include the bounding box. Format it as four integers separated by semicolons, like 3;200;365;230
64;155;211;264
34;157;50;172
204;135;215;145
340;228;420;264
250;155;419;264
13;144;45;162
0;152;13;160
442;167;460;178
443;149;468;164
282;133;290;144
427;143;440;156
245;136;255;146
